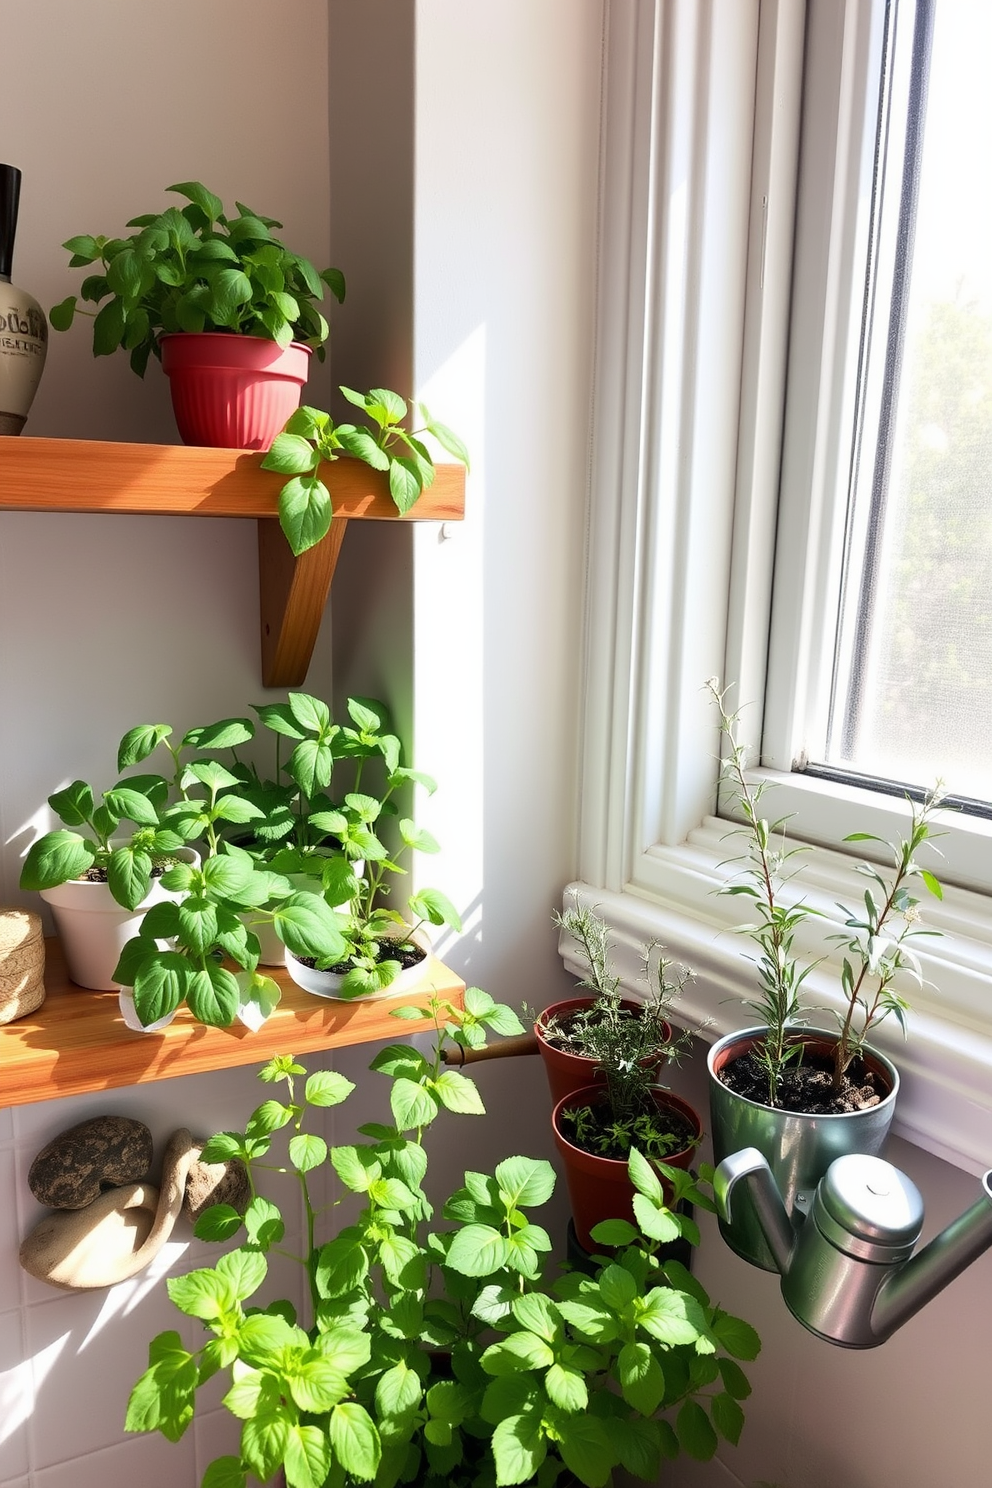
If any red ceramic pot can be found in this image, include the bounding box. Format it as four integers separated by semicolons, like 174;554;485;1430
535;996;671;1106
160;332;311;450
552;1084;702;1252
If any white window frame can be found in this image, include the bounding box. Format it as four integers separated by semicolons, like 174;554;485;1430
572;0;992;1178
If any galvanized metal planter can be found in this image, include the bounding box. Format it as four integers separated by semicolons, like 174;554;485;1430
707;1026;900;1271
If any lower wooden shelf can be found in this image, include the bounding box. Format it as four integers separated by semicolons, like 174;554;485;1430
0;939;465;1109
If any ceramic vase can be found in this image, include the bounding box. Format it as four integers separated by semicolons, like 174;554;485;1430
40;847;199;991
0;164;47;434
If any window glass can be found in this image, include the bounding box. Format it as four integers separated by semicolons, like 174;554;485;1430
822;0;992;805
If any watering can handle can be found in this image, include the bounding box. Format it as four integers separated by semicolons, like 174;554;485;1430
714;1147;796;1275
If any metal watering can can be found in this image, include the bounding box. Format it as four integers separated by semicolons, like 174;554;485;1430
714;1147;992;1348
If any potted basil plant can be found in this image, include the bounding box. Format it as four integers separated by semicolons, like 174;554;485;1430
259;694;462;1001
705;680;946;1270
127;993;760;1487
112;714;347;1033
49;180;346;449
18;730;195;991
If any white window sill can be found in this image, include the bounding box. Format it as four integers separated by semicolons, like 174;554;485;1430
562;822;992;1178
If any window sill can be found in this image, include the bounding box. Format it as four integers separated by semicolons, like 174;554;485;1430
562;823;992;1178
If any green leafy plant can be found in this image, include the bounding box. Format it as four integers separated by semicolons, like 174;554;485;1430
127;995;759;1487
263;694;462;999
19;769;175;911
20;692;461;1028
550;903;692;1064
261;394;470;555
109;714;346;1030
211;690;462;999
16;718;244;911
49;181;345;376
549;903;696;1160
708;679;945;1101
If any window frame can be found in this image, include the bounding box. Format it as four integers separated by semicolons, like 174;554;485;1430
575;0;992;1177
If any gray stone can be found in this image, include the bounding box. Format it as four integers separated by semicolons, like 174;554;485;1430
28;1116;153;1210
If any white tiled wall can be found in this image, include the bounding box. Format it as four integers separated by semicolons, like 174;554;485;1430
1;1033;569;1488
0;1060;320;1487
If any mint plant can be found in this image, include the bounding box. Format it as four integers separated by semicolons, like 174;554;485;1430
127;995;759;1487
19;771;176;911
241;692;462;999
261;394;470;555
49;180;345;376
20;692;462;1027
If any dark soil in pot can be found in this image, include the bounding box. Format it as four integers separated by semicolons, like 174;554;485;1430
79;859;173;884
557;1096;698;1162
716;1045;887;1114
296;940;427;976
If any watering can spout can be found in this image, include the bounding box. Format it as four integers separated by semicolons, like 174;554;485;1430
714;1147;796;1275
870;1170;992;1342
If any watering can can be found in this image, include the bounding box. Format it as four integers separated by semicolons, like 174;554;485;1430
714;1146;992;1347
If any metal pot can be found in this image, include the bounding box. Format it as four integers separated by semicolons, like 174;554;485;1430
707;1026;899;1271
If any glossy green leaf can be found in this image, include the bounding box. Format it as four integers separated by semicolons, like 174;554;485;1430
329;1402;381;1481
20;830;95;890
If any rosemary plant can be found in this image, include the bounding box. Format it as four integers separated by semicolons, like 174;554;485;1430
708;680;944;1103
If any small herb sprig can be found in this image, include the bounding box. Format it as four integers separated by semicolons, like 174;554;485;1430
261;393;470;555
552;902;696;1160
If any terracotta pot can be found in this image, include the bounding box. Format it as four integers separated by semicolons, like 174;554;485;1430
535;996;671;1106
160;332;311;450
552;1083;702;1252
707;1025;899;1271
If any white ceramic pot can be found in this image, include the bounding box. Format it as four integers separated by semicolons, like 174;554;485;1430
284;933;429;1002
40;847;198;991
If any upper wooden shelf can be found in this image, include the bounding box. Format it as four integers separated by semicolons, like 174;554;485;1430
0;938;465;1110
0;436;466;685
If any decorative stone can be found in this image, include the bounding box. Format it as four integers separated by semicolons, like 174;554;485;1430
183;1143;251;1222
28;1115;153;1210
0;907;45;1024
20;1129;199;1290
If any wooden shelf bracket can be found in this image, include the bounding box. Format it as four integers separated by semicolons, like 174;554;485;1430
258;515;350;686
0;436;466;687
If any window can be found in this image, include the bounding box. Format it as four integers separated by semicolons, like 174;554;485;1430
767;0;992;820
573;0;992;1175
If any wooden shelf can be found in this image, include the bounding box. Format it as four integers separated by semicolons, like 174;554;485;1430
0;436;465;685
0;938;465;1110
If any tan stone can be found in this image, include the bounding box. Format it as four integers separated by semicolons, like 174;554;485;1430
183;1144;252;1222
